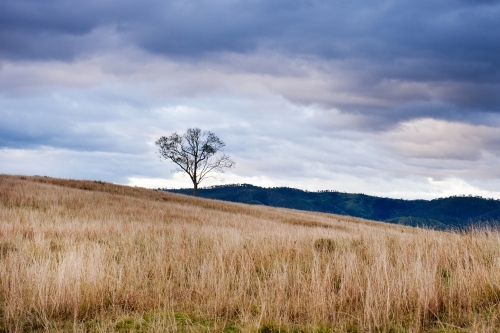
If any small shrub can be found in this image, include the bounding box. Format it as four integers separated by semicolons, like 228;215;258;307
115;318;139;331
0;242;17;258
259;323;282;333
314;238;336;253
49;240;62;252
224;325;240;333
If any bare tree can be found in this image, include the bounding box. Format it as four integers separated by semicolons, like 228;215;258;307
155;128;235;196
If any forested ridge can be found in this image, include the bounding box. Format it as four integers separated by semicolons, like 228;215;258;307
165;184;500;229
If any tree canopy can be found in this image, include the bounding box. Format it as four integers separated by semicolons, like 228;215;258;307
156;128;235;196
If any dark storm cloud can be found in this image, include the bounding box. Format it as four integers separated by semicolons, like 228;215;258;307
132;0;500;79
0;0;146;60
2;0;500;66
2;0;500;147
335;101;500;131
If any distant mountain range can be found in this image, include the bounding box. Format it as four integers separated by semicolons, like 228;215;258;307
163;184;500;230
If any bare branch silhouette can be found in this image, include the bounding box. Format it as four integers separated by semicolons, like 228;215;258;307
156;128;235;196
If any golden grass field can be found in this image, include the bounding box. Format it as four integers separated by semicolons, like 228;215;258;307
1;175;500;332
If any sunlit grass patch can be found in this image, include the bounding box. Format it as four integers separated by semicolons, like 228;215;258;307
2;175;500;332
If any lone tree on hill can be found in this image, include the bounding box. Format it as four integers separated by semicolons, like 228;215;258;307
155;128;235;196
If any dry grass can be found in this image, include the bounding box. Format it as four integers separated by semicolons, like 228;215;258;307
1;175;500;332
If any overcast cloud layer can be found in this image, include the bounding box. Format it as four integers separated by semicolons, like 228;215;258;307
1;0;500;199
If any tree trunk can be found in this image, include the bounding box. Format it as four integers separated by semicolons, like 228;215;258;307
193;182;198;196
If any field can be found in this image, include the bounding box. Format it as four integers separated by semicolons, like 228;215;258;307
1;175;500;332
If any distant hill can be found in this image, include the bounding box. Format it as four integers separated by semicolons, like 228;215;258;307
164;184;500;229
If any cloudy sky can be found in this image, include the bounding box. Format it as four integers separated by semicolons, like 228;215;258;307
1;0;500;200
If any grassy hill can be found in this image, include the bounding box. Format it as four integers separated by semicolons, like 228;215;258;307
2;175;500;332
166;184;500;229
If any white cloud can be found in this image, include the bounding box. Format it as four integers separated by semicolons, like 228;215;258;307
383;118;500;160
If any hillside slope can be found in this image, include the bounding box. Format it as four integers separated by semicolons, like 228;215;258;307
166;184;500;229
2;175;500;332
